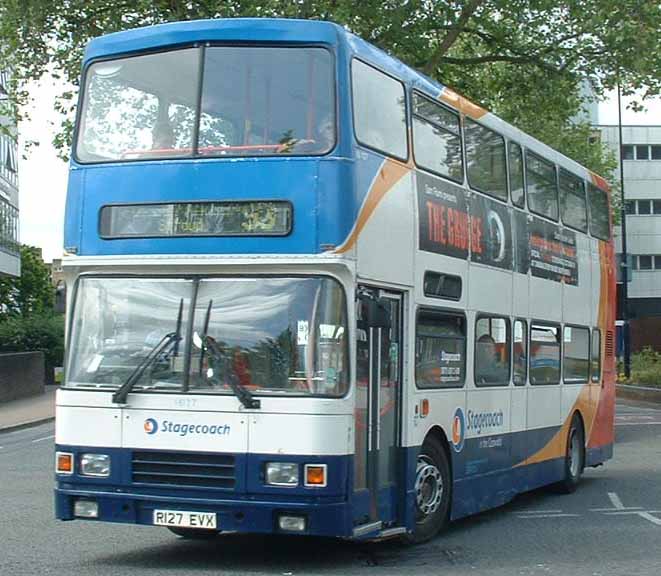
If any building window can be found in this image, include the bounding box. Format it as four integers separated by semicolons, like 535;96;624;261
352;59;407;160
411;92;463;182
653;200;661;215
464;118;507;201
655;256;661;270
638;200;651;215
651;145;661;160
474;316;511;386
639;255;653;270
563;326;590;383
635;145;650;160
624;201;636;214
530;323;561;385
415;310;466;388
591;329;601;383
622;145;634;160
513;319;527;386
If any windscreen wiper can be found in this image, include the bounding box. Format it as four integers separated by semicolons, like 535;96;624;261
112;299;184;405
203;334;260;409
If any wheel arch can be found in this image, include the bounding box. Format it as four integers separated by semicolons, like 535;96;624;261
423;425;453;479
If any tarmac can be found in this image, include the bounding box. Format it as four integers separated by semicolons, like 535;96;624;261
0;386;57;433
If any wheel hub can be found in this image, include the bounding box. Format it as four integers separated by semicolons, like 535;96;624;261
415;455;443;517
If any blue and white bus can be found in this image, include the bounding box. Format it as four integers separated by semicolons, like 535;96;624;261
55;18;616;543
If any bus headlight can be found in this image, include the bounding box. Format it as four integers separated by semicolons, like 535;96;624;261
265;462;299;486
80;453;111;477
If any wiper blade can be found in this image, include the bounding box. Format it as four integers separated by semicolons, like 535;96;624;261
112;332;181;404
203;335;260;410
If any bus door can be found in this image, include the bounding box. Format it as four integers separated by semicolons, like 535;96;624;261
354;287;402;533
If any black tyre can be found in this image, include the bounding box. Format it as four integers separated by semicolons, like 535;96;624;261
558;414;585;494
408;436;451;543
167;527;218;539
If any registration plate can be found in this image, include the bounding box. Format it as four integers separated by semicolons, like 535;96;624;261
153;509;217;529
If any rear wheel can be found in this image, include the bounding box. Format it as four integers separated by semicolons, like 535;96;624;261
558;414;585;493
167;527;218;539
408;436;451;543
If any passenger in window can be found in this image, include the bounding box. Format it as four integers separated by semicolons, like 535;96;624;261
475;334;508;384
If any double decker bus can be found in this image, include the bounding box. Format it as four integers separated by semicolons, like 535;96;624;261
55;18;615;543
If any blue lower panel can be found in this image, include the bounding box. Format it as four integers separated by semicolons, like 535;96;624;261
55;489;352;537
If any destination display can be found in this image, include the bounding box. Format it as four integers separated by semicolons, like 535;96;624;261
417;173;579;286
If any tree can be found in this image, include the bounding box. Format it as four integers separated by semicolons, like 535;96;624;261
0;244;54;318
1;1;660;181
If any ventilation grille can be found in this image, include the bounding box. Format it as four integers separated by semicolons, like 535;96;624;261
605;330;615;357
132;450;236;490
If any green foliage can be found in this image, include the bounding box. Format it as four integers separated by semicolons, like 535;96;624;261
2;1;661;186
0;313;65;366
619;347;661;387
0;244;54;318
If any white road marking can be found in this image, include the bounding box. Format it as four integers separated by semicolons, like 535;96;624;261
590;506;642;512
516;513;580;518
615;421;661;426
608;492;625;509
31;435;55;443
639;513;661;527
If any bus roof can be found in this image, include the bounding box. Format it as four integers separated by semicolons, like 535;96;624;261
82;17;609;191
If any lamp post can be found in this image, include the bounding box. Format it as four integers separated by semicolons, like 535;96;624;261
617;81;631;379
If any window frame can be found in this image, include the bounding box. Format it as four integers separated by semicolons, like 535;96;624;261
591;328;601;384
508;141;525;208
562;324;590;384
512;318;528;386
587;183;611;241
423;271;462;302
463;117;508;202
414;307;467;389
558;168;588;233
351;57;409;163
473;314;511;388
525;150;559;221
529;320;562;386
410;89;463;184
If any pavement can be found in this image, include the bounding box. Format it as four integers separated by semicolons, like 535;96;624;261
0;386;57;433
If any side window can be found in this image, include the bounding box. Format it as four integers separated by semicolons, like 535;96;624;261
587;184;611;240
591;329;601;383
352;59;407;160
513;319;527;386
563;326;590;383
412;92;462;182
526;152;558;220
415;310;466;388
423;271;462;301
464;118;507;201
474;316;511;386
509;142;525;208
530;323;561;385
559;170;588;232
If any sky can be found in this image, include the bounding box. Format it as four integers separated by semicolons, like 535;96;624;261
16;79;661;263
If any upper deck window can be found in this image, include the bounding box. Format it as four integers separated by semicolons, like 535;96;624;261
587;184;611;240
76;46;334;163
526;151;558;220
352;60;407;160
559;169;588;232
464;119;507;201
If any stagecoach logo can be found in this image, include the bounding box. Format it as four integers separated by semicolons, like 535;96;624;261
451;407;465;453
144;418;158;435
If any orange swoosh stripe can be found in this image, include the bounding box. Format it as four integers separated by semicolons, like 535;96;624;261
439;87;487;119
334;158;411;254
589;172;610;192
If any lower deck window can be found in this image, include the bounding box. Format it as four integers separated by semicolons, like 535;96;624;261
415;310;465;388
474;316;510;386
530;323;560;384
563;326;589;382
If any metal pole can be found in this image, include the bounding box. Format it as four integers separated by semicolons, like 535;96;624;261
617;81;631;379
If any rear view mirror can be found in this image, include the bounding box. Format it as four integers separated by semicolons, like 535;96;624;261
358;293;391;329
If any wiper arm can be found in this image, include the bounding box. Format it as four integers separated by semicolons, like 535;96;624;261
203;335;260;409
112;332;181;404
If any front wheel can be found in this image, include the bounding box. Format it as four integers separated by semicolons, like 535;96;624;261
408;437;451;543
558;414;585;493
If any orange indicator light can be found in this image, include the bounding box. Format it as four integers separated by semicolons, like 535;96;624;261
305;464;327;487
56;452;73;474
421;399;430;417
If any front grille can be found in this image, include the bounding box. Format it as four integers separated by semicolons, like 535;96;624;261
605;330;614;357
132;450;236;490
